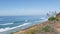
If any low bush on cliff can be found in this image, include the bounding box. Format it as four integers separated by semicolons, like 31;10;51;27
48;17;57;21
42;25;51;32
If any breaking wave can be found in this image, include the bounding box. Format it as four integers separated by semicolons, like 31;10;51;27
0;23;14;25
0;23;30;32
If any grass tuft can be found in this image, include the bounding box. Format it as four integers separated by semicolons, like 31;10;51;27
42;25;51;32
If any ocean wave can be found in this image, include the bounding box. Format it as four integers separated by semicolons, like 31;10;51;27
40;17;47;20
0;23;14;25
0;23;30;32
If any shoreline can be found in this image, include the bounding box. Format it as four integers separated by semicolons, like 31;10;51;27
12;19;48;34
0;19;48;34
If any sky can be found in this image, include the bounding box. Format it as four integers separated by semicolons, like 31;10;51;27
0;0;60;16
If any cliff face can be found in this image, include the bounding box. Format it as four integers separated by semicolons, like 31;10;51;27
56;13;60;20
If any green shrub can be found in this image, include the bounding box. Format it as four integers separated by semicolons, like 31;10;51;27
42;25;51;32
48;17;56;21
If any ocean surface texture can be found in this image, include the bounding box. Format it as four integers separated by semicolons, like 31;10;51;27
0;15;48;34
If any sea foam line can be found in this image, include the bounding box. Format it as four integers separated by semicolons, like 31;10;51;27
0;23;14;25
0;23;30;32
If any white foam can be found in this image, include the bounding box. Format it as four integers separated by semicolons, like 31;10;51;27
40;17;47;20
0;23;14;25
0;23;30;32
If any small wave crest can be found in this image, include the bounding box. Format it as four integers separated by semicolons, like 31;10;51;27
0;23;30;32
0;23;14;25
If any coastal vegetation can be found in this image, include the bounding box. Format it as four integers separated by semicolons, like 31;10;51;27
48;16;56;21
42;25;51;32
48;16;58;21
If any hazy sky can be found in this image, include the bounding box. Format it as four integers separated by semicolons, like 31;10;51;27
0;0;60;16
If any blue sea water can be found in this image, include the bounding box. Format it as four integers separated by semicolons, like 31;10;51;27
0;15;48;34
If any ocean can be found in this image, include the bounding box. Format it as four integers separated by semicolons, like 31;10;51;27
0;15;48;34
